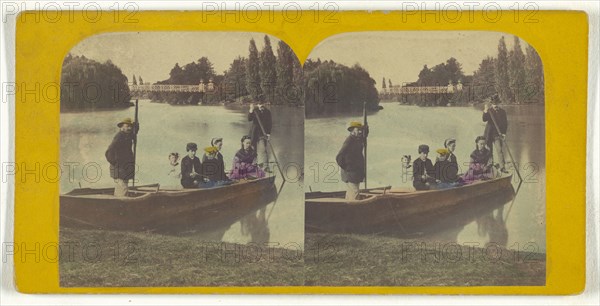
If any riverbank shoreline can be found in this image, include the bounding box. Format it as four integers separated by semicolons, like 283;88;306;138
59;228;304;287
305;232;546;286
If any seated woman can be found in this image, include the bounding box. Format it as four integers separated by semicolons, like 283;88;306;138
203;138;229;179
413;144;436;191
201;146;233;188
433;148;462;189
180;143;203;188
462;136;494;183
229;135;266;180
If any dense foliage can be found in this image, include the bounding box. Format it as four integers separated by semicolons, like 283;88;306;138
304;60;380;117
60;54;131;112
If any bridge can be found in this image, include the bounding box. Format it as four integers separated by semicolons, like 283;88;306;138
128;79;216;94
380;81;463;98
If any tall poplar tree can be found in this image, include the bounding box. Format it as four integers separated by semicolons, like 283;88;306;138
246;38;262;101
495;36;512;103
260;35;277;104
276;40;296;104
509;36;527;104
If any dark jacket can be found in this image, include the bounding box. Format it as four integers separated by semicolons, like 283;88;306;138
413;158;435;190
105;131;135;180
202;152;228;182
180;155;202;188
434;159;459;183
413;158;435;182
248;108;272;146
483;107;508;148
336;135;365;184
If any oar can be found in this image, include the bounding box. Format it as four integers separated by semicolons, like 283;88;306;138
266;180;286;221
488;106;523;184
253;107;286;182
503;178;523;223
132;99;139;187
363;101;368;190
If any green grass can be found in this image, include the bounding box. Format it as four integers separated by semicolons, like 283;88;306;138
304;233;546;286
59;228;303;287
59;229;545;287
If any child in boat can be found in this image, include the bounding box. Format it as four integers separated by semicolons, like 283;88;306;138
413;144;436;191
462;136;494;183
180;142;203;188
229;135;266;180
167;152;181;186
201;146;233;188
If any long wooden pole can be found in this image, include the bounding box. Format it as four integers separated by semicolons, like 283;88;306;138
253;108;286;182
132;99;139;187
488;107;522;183
363;101;368;190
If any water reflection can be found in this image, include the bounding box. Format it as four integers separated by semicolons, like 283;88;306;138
380;186;514;242
60;102;304;248
305;104;545;251
240;207;270;244
476;206;508;247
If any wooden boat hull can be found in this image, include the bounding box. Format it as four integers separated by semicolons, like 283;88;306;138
305;176;514;234
61;176;276;232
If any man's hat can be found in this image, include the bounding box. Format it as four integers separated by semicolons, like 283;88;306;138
347;121;364;131
117;117;134;127
436;148;450;155
491;94;501;104
186;142;198;151
418;144;430;154
204;146;219;154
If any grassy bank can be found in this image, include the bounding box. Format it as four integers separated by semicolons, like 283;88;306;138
305;233;545;286
59;228;303;287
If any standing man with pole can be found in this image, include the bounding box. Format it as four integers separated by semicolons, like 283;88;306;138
483;94;509;174
105;116;138;197
336;121;367;201
248;101;272;173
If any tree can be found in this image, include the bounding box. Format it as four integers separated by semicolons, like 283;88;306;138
61;54;131;111
259;35;277;104
388;79;392;88
304;60;380;117
276;40;298;104
509;36;527;104
132;74;137;85
246;38;262;101
382;77;386;89
473;56;497;100
525;44;544;103
168;63;184;84
445;57;465;84
223;56;248;100
495;36;512;103
138;76;143;85
417;65;433;86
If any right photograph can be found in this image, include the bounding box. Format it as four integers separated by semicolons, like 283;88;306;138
303;31;546;286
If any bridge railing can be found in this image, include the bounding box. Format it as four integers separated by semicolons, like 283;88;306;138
129;84;204;93
381;85;463;95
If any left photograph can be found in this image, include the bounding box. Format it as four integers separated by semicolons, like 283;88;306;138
58;32;304;287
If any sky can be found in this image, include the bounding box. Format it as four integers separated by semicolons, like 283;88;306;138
69;32;281;84
307;31;531;86
68;31;532;86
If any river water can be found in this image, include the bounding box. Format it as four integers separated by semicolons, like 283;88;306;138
305;103;546;252
60;101;305;249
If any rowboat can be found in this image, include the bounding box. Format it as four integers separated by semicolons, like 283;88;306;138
305;175;514;234
60;176;276;232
